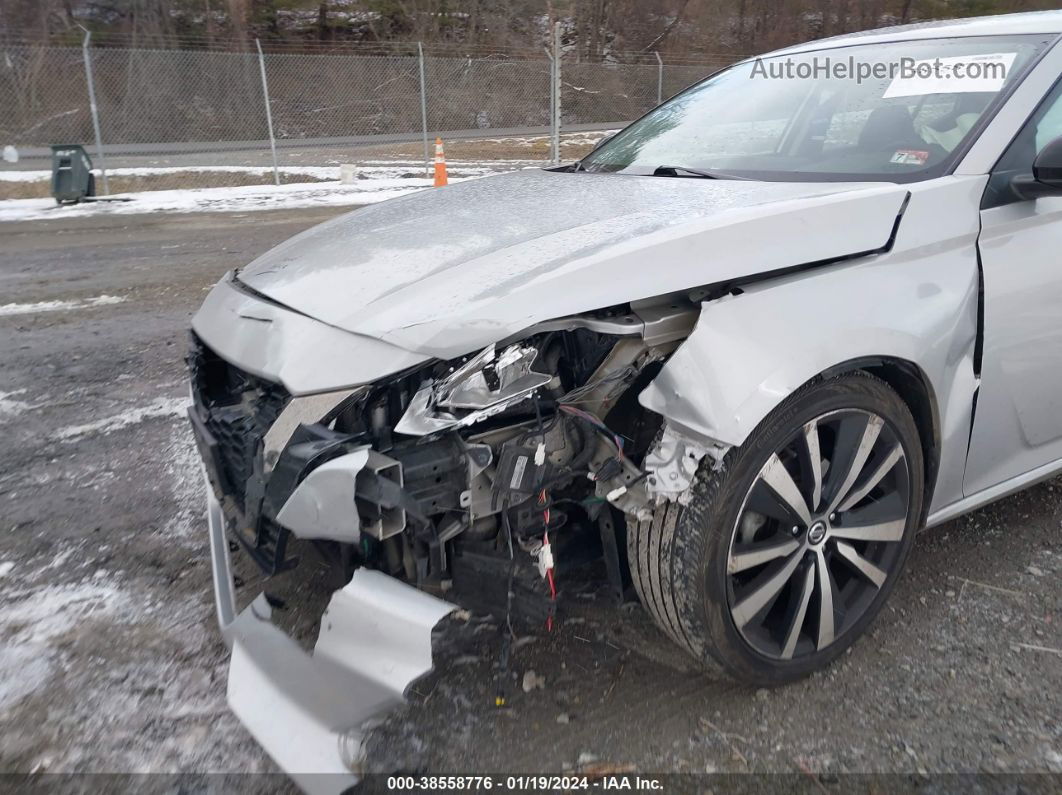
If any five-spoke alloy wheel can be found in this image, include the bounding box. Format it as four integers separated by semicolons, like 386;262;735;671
629;373;924;684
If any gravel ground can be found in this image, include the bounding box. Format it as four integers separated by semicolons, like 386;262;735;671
0;207;1059;785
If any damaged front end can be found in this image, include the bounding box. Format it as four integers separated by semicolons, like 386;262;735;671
188;291;720;786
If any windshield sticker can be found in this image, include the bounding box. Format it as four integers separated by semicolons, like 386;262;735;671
890;149;930;166
883;52;1017;98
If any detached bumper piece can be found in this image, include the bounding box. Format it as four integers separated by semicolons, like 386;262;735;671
207;486;455;793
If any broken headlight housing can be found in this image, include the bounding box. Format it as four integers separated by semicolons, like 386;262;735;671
395;342;556;436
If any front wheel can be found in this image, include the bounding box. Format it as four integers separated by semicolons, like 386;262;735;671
629;372;924;685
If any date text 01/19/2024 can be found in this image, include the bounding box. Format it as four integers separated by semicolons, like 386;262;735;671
385;776;666;791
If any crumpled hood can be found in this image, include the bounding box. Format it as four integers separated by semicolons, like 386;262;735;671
238;169;909;358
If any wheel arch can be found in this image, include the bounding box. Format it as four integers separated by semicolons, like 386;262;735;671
639;350;944;523
637;253;976;517
821;356;941;523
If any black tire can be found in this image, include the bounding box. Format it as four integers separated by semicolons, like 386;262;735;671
628;372;924;685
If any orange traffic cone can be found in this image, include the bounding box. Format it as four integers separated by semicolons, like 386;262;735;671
434;137;448;187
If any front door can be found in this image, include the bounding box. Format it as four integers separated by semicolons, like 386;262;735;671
965;79;1062;495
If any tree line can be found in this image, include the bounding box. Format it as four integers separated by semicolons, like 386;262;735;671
1;0;1057;60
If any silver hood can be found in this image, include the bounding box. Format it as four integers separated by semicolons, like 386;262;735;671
237;169;909;358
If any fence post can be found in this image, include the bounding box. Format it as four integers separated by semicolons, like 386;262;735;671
544;46;555;161
655;51;664;105
551;22;562;164
255;39;281;187
80;28;109;195
419;42;430;179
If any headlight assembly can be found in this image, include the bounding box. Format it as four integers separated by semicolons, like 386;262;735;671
395;342;554;436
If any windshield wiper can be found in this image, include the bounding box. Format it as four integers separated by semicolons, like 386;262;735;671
652;165;751;181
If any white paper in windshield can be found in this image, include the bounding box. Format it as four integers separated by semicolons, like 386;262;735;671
883;52;1017;98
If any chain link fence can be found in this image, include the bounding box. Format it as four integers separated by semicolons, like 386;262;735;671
0;39;733;196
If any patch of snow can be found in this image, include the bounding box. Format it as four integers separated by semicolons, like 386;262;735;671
472;130;616;147
0;580;130;711
162;421;204;543
1045;748;1062;770
0;295;126;316
357;159;542;169
0;389;34;419
54;396;189;442
0;562;14;578
0;170;50;183
0;152;570;221
0;176;491;222
38;547;78;575
0;161;533;184
561;133;617;147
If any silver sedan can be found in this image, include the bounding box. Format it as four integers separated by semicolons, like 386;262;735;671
189;10;1062;783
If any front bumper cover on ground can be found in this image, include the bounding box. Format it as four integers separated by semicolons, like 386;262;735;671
206;479;455;793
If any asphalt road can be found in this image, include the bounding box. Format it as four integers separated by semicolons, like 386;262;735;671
0;123;621;173
0;208;1059;784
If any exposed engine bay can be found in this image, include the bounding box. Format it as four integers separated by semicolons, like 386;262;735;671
188;292;714;628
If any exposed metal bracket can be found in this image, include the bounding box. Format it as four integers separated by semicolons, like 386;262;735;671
644;425;724;505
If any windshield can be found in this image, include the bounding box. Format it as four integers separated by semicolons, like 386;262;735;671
580;35;1051;182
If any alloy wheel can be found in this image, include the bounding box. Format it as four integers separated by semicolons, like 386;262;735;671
725;409;912;660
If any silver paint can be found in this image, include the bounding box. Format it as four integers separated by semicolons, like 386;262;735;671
964;194;1062;494
639;176;986;515
275;447;372;543
207;487;453;792
263;388;363;471
234;172;909;358
192;274;429;395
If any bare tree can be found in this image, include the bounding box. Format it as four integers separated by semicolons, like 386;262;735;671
6;0;1060;57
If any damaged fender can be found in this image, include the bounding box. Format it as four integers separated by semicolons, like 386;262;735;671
640;177;988;515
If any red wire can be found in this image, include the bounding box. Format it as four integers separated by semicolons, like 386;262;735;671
541;489;556;632
546;566;556;632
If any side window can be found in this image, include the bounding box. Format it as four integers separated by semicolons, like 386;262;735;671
1036;96;1062;150
984;79;1062;209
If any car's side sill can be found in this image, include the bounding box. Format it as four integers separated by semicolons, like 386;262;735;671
926;456;1062;529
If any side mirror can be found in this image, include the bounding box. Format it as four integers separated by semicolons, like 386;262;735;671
1011;135;1062;200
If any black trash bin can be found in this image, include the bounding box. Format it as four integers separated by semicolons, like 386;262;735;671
50;144;96;205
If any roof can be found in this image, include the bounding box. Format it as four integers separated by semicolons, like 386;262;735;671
769;10;1062;57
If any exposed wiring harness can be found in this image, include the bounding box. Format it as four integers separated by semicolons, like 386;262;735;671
557;364;638;406
494;505;517;708
558;404;625;460
507;394;628;633
532;394;558;632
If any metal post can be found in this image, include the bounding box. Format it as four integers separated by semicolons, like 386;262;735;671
255;39;281;187
551;22;562;164
544;46;555;162
655;51;664;105
419;42;430;179
80;28;109;195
